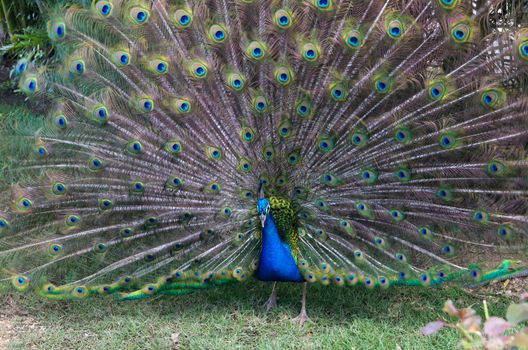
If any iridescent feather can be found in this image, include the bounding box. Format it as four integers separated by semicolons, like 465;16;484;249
0;0;527;305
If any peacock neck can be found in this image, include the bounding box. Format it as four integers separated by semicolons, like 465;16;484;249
256;212;304;282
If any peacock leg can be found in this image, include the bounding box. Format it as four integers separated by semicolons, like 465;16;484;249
292;282;309;326
263;281;278;312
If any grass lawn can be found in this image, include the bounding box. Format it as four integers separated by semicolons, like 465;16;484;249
0;279;524;350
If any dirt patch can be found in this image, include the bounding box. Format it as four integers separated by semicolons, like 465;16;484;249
0;58;49;115
0;317;15;350
0;295;19;350
465;276;528;302
0;59;24;106
478;277;528;298
0;295;43;350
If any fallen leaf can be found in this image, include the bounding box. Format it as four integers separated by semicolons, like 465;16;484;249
421;320;445;336
443;300;459;317
511;329;528;347
171;333;180;350
484;335;511;350
483;317;511;337
461;315;481;333
459;307;477;320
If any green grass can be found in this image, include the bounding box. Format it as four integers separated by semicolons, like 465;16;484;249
0;281;517;350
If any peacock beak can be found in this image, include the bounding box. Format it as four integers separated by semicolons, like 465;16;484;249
260;213;266;228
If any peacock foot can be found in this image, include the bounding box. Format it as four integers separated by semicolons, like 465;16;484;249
262;295;278;312
292;309;310;326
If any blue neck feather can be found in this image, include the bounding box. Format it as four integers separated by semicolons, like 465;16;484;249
256;213;304;282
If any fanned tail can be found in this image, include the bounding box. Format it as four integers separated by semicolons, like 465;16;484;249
1;0;527;299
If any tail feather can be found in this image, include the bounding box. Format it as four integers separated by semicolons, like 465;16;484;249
1;0;527;299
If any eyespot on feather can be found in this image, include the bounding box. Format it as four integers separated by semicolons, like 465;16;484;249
274;66;294;87
342;29;363;49
208;24;229;44
245;41;267;62
47;19;66;40
311;0;333;11
359;168;378;184
449;18;475;44
252;94;269;112
94;1;113;17
173;9;193;28
128;6;150;25
274;9;293;29
13;275;30;291
187;60;209;79
514;30;528;62
328;82;347;101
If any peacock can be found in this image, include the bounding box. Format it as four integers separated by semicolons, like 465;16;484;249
1;0;528;325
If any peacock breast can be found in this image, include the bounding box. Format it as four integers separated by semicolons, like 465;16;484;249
269;196;299;253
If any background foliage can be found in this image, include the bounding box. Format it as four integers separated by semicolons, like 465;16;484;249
0;0;87;57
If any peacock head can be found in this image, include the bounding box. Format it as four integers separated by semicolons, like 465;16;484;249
257;184;271;227
257;198;270;228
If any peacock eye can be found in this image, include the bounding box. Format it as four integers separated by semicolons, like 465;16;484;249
439;132;457;149
517;41;528;61
301;43;319;62
69;59;85;75
16;60;27;74
480;88;505;109
312;0;332;11
209;24;228;44
129;7;150;25
428;80;447;100
173;9;193;28
275;66;293;86
329;82;347;101
189;61;208;79
437;0;460;10
274;9;292;29
52;182;67;195
450;21;472;44
149;59;169;75
34;145;48;158
21;76;38;95
246;41;267;61
96;1;113;17
228;73;245;91
48;21;66;41
101;4;111;15
386;19;404;39
374;76;392;94
343;29;363;49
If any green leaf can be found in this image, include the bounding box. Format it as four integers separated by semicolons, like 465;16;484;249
506;303;528;325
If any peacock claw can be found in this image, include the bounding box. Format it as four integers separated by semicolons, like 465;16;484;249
292;310;310;326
